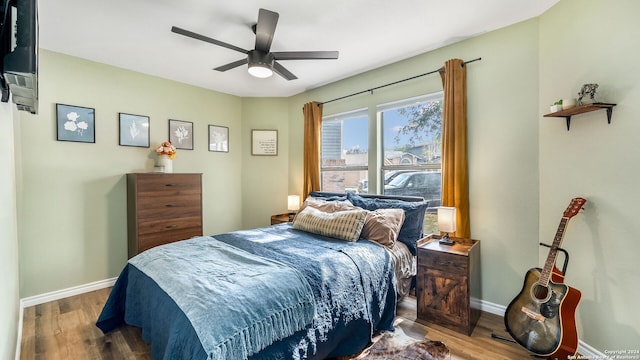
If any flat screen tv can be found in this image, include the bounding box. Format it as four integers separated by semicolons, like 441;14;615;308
0;0;38;114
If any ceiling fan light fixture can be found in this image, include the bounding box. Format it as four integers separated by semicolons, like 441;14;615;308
248;64;273;78
247;50;274;78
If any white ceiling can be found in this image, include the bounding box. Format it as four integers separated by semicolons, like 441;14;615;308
38;0;558;97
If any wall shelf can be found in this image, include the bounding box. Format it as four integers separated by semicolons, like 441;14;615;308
544;102;616;131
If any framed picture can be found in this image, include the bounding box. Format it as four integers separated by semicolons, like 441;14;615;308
251;129;278;156
169;119;194;150
208;125;229;152
119;113;150;147
56;103;95;143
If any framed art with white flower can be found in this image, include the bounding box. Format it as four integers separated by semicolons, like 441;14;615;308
169;119;193;150
119;113;150;147
208;125;229;153
56;103;95;143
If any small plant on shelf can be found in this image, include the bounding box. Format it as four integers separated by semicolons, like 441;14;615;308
550;100;563;113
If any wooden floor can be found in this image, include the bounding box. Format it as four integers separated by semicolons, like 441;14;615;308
20;287;534;359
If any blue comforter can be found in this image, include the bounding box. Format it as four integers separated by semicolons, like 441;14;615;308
97;224;397;359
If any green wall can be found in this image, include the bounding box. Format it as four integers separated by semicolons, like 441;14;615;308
17;50;244;297
538;0;640;351
240;97;291;228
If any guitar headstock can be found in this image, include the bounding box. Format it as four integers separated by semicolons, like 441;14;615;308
564;197;587;218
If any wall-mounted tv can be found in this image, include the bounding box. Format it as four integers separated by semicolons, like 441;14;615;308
0;0;38;114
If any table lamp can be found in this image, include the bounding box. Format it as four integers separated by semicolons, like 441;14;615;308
437;206;456;245
288;195;300;221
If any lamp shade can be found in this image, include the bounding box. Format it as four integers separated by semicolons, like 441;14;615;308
287;195;300;212
437;207;457;233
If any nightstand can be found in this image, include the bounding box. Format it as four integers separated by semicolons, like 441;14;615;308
270;213;293;225
416;234;481;335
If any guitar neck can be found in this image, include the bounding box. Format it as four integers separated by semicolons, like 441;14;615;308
539;217;569;286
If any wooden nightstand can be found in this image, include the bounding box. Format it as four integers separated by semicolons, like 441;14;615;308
270;213;293;225
416;234;481;335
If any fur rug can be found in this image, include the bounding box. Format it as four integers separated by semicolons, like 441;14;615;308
341;327;450;360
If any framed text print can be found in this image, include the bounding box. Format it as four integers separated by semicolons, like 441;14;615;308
251;129;278;156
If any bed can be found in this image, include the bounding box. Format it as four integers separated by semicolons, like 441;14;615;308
96;192;430;360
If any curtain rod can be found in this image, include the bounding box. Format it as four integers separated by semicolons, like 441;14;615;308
319;57;481;106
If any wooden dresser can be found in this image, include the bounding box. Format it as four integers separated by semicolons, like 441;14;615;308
127;173;203;258
416;235;481;335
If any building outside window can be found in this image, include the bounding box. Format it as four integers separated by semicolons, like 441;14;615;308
320;109;368;193
321;92;443;234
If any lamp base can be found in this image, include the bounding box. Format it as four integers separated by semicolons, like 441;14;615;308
438;233;455;246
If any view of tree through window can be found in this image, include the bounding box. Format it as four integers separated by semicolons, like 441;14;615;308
320;93;443;234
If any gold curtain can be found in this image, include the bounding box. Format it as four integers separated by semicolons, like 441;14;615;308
439;59;470;238
302;101;323;199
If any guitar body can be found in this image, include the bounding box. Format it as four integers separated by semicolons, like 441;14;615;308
505;267;581;359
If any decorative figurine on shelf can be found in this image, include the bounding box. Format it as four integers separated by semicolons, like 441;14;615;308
577;83;599;105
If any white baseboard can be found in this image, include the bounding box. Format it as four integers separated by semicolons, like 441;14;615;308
20;277;117;308
478;299;606;359
16;277;117;360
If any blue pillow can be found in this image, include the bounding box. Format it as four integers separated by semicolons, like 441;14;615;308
308;191;348;201
347;193;428;255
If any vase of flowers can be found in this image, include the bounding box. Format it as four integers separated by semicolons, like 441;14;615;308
155;141;176;173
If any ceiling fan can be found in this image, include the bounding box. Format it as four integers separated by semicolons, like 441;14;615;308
171;8;339;80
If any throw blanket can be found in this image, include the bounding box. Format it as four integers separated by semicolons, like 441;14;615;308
215;225;397;359
123;236;314;360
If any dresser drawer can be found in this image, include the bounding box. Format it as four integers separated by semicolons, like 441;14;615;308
136;194;202;219
135;174;201;196
137;227;203;253
418;249;468;275
137;215;203;235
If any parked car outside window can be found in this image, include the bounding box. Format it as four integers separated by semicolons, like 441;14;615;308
384;171;441;210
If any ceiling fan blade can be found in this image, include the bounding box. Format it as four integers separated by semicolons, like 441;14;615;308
254;9;279;52
273;62;297;81
272;51;339;60
214;59;248;72
171;26;248;55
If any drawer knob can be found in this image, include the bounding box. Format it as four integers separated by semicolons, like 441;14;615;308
165;204;177;207
165;183;178;187
165;225;178;229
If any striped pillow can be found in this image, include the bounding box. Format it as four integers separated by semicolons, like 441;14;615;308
292;206;368;242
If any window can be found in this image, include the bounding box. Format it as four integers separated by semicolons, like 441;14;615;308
320;109;368;193
379;93;443;233
320;92;443;234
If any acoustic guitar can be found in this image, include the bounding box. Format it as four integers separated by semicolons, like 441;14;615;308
504;197;586;360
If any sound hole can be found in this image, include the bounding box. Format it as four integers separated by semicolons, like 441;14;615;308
532;284;550;301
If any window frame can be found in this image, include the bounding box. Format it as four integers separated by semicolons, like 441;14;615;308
377;92;444;194
320;108;369;193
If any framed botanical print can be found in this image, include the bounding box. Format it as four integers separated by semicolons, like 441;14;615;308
208;125;229;152
56;103;95;143
119;113;150;147
169;119;194;150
